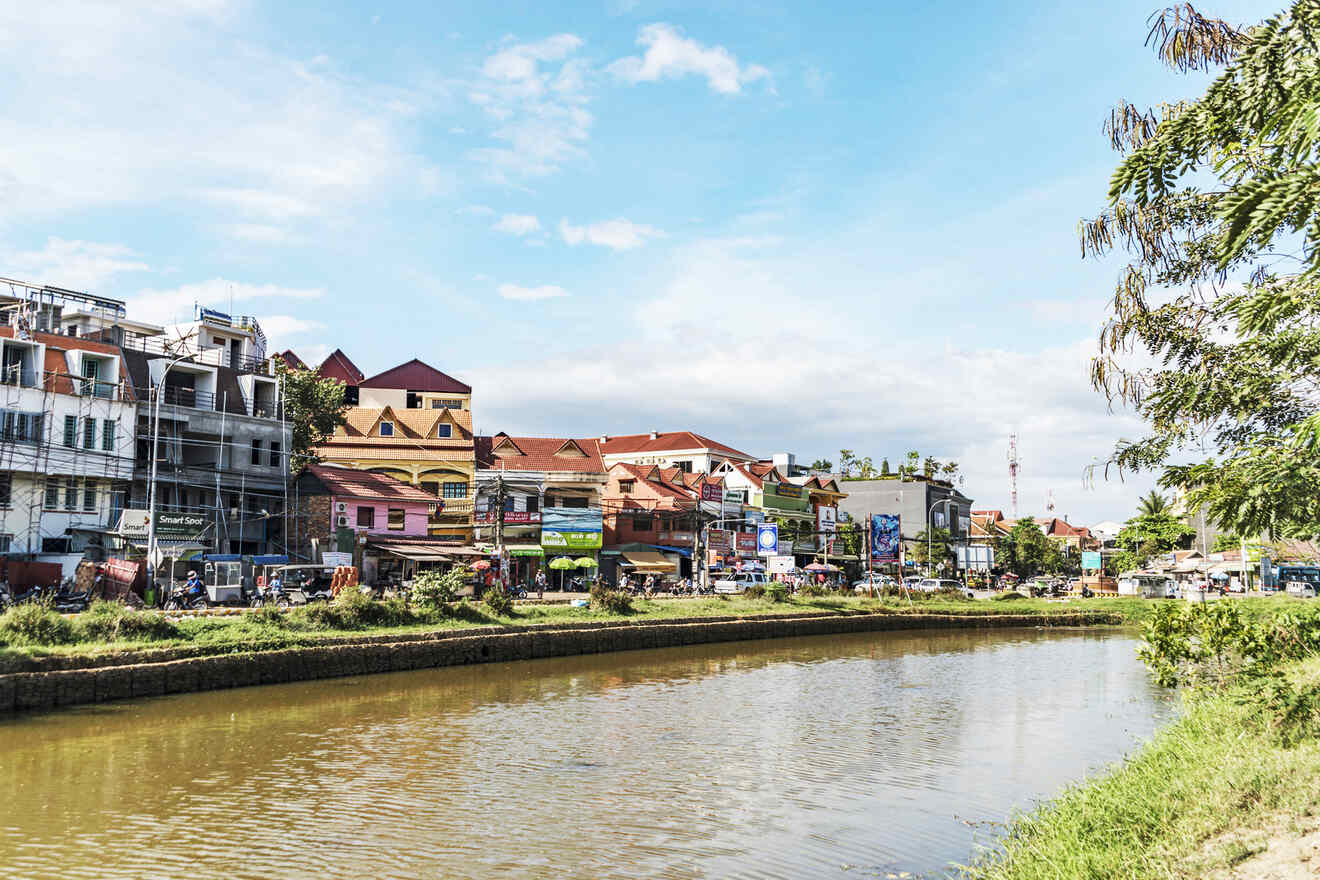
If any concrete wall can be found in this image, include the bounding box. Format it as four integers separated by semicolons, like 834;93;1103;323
0;611;1118;714
834;478;973;542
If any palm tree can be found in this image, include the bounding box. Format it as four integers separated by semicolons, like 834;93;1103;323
1137;491;1170;517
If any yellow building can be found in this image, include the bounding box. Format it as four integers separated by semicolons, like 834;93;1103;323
313;357;476;543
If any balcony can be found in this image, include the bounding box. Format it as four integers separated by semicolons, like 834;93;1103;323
120;333;273;375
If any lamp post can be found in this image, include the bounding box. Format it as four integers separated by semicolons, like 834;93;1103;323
145;352;193;599
927;497;954;577
699;515;765;591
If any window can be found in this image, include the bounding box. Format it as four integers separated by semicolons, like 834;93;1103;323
0;410;41;444
438;398;464;409
430;399;442;409
632;515;654;532
250;439;262;465
0;535;10;552
436;423;452;439
526;495;539;513
66;326;78;337
619;480;635;494
83;482;97;512
387;508;405;530
676;461;693;473
0;473;10;507
64;477;78;511
357;506;375;528
269;442;281;468
44;481;59;509
102;419;116;452
63;415;77;448
503;496;515;512
560;497;588;509
83;417;96;450
421;481;440;497
379;421;394;437
442;482;467;499
41;538;71;554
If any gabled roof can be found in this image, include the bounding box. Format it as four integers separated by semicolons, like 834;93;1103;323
338;406;473;442
305;464;437;503
317;349;365;385
360;358;471;393
607;462;695;509
597;431;755;460
276;350;309;371
474;435;606;473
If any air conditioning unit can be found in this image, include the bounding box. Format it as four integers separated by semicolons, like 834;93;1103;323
334;502;348;513
336;515;350;527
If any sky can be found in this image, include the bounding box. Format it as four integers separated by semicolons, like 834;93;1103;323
0;0;1283;523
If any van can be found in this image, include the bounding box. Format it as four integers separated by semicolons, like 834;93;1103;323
1285;580;1316;599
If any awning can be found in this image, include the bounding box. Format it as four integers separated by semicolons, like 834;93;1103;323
377;546;454;562
620;550;677;572
506;544;545;557
646;544;691;558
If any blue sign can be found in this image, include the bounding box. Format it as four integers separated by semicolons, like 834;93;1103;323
756;523;779;555
1081;550;1103;570
870;514;900;563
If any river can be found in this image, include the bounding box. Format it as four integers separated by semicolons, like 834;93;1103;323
0;627;1171;879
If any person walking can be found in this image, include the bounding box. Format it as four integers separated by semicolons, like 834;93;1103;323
535;569;547;599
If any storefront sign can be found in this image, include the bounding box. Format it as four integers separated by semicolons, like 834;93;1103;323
870;514;901;564
708;529;731;551
322;551;353;568
701;484;722;502
735;532;756;554
724;490;743;502
658;531;694;546
771;484;802;499
116;510;208;541
743;509;764;527
817;505;838;533
541;506;603;551
477;511;541;524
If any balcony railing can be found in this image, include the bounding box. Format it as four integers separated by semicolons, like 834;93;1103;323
119;334;273;375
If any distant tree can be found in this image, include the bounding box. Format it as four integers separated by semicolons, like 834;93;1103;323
810;458;833;472
278;362;349;471
897;451;920;478
835;520;864;557
1137;491;1171;518
857;456;877;479
912;527;954;571
922;456;939;478
941;461;959;479
1116;508;1195;567
838;449;856;478
881;457;892;476
997;519;1051;578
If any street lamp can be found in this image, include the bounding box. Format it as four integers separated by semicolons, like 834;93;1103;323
927;497;954;577
145;351;194;598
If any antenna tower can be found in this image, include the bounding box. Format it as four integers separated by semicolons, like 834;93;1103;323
1008;433;1020;518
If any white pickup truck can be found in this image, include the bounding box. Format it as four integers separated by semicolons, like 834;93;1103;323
713;572;768;594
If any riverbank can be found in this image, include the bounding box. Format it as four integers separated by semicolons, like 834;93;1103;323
0;596;1127;713
965;620;1320;879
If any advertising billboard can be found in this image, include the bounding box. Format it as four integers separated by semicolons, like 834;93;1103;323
817;505;838;534
757;523;779;556
540;506;603;550
768;555;794;574
735;532;757;553
1081;550;1103;570
870;514;901;564
700;483;722;502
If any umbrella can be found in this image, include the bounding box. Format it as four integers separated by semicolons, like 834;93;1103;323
469;560;491;571
805;562;839;572
573;557;597;569
548;557;577;570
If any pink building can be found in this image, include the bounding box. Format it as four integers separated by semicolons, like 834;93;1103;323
303;464;435;539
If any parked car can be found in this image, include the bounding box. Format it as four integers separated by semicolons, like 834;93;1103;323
852;574;895;592
1285;580;1316;599
714;572;769;594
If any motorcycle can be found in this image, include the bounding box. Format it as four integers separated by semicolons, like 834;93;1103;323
163;582;209;611
52;583;92;613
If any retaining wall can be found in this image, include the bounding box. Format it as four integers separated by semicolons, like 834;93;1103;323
0;611;1120;714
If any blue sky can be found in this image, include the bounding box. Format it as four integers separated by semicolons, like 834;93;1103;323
0;0;1281;522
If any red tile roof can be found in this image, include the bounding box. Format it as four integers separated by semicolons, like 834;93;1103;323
598;431;755;460
317;349;365;384
360;358;471;393
276;349;309;370
476;435;606;474
307;464;437;503
0;327;137;401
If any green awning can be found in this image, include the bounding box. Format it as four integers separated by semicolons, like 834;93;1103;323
507;544;545;557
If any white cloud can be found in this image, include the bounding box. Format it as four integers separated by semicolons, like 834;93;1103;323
608;23;770;94
0;1;438;237
467;34;593;181
493;213;542;236
497;283;568;301
559;218;664;250
4;237;150;291
126;279;325;326
258;314;325;341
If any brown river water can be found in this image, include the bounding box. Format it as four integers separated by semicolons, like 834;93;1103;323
0;628;1171;879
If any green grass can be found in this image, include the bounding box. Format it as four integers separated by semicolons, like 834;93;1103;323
961;655;1320;879
0;592;1138;670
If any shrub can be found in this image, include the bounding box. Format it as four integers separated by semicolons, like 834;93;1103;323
411;568;464;610
248;605;290;629
742;584;766;600
993;590;1027;601
447;600;492;623
589;581;633;614
797;583;828;598
483;586;513;617
764;582;789;603
74;601;180;643
0;603;75;646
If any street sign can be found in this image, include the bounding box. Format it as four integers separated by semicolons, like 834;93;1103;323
1081;550;1102;570
768;555;794;574
756;523;778;556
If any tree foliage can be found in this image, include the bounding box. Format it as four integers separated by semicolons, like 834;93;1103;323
995;519;1051;578
1086;2;1320;540
911;527;954;570
277;362;349;471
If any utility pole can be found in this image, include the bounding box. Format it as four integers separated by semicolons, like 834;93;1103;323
494;472;506;594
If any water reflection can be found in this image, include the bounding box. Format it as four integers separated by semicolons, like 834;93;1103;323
0;628;1171;879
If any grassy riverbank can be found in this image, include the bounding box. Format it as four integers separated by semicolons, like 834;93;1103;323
964;602;1320;880
0;592;1141;671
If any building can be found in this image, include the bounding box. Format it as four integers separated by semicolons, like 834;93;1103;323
314;357;476;544
0;324;138;563
598;430;758;474
474;434;608;584
600;462;708;582
836;476;974;570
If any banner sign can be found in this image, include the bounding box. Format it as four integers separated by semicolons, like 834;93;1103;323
541;506;603;551
724;490;743;502
658;531;695;545
768;555;794;574
701;483;722;502
743;509;764;527
117;510;207;541
757;523;779;556
772;484;802;499
321;551;353;568
477;511;541;524
870;514;901;564
708;529;731;551
736;532;757;554
1081;550;1102;570
817;506;838;534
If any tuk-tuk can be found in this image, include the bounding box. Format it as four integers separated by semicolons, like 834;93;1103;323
202;554;250;605
268;564;334;602
252;555;308;607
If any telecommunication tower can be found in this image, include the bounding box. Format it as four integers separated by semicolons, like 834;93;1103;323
1008;434;1020;518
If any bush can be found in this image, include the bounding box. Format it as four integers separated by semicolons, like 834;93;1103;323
742;585;766;600
483;586;513;617
589;581;633;614
993;591;1027;601
411;568;464;610
74;601;180;643
797;583;828;598
248;605;291;629
764;582;789;603
447;600;492;623
0;603;75;646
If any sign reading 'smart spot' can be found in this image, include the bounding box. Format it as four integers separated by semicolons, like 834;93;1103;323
117;510;210;541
